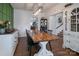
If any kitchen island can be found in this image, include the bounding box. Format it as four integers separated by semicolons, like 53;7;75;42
0;31;18;56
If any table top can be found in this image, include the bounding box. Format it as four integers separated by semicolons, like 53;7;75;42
28;31;58;43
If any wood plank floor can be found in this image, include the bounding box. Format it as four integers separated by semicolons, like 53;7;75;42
14;37;79;56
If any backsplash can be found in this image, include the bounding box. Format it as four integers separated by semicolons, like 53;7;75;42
0;3;14;29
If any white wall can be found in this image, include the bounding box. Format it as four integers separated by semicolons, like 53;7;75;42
13;4;66;37
35;4;65;35
14;9;33;37
48;12;63;35
47;4;66;16
47;4;65;35
36;12;48;30
48;16;56;34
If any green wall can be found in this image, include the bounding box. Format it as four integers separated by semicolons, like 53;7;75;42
0;3;14;29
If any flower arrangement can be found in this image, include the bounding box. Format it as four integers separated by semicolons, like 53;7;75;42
0;20;9;34
0;20;9;29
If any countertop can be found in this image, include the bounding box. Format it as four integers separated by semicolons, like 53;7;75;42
0;30;16;35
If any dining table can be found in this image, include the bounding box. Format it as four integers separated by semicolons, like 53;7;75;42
28;30;58;56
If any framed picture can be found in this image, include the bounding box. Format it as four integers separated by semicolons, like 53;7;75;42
58;16;62;23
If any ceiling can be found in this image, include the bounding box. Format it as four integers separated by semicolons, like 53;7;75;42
11;3;57;12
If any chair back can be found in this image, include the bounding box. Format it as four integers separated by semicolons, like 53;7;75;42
26;30;35;46
47;30;52;34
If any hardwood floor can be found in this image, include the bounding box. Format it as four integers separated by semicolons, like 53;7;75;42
14;37;29;56
14;37;79;56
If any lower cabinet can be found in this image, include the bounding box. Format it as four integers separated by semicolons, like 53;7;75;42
69;39;79;52
63;32;79;53
63;34;70;48
0;31;18;56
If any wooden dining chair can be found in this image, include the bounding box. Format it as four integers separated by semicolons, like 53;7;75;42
26;30;39;56
47;30;53;51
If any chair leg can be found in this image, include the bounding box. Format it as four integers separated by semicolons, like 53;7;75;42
49;41;52;51
35;45;37;53
28;47;31;56
29;48;31;56
28;47;29;51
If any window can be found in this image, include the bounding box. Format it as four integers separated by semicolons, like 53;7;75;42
71;8;79;32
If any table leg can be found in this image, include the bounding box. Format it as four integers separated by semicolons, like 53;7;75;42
34;41;53;56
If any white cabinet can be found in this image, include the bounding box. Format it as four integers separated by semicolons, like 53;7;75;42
63;32;79;53
63;32;70;48
0;31;18;56
63;4;79;53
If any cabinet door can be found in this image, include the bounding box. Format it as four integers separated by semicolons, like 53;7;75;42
69;39;79;52
0;38;5;55
63;34;70;48
0;32;18;56
0;36;13;56
72;36;79;52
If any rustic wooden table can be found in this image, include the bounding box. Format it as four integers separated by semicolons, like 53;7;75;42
28;31;58;56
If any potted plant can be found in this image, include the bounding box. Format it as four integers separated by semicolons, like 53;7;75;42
0;20;8;34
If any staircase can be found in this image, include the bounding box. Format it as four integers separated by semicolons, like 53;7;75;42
57;30;63;39
55;23;63;35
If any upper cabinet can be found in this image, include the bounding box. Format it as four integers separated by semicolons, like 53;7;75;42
70;8;79;32
64;4;79;32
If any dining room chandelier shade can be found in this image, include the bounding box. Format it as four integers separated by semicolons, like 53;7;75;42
33;7;42;16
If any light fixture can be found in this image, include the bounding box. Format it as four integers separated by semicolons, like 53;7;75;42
33;7;42;16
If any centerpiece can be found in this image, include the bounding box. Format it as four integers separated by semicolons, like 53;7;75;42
0;20;9;34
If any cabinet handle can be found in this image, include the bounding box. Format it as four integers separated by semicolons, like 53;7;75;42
67;40;69;42
67;33;70;35
67;40;70;43
15;37;17;39
69;41;70;43
14;41;16;42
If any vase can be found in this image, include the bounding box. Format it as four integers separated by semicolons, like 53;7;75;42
0;28;5;34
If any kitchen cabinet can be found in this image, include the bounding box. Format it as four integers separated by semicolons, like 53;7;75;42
63;4;79;53
0;31;18;56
